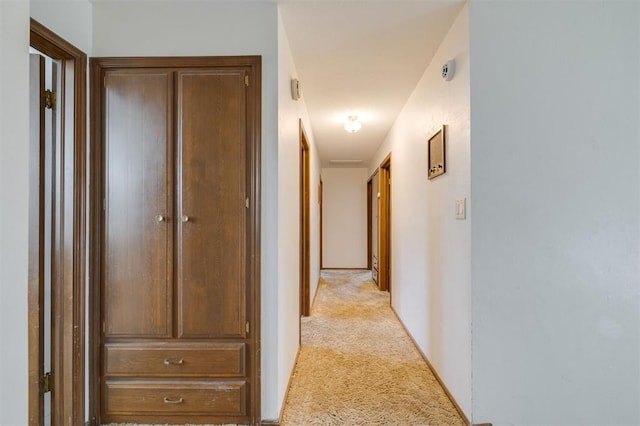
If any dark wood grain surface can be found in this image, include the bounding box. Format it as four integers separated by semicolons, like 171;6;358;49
104;70;174;338
93;56;261;425
176;70;247;339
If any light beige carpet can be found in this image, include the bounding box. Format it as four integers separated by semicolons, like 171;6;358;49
280;269;465;426
104;270;464;426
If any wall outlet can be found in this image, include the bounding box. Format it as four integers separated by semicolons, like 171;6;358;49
455;198;466;220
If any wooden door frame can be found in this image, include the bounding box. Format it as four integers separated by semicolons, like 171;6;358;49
29;51;46;426
366;175;373;270
28;19;87;426
89;56;262;425
299;119;311;317
367;169;378;269
367;169;380;283
379;154;391;292
319;178;323;269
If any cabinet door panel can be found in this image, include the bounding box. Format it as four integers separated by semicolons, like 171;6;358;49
176;70;246;338
104;71;173;337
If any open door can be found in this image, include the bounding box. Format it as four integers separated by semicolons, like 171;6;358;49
378;155;391;293
29;50;48;426
368;170;379;284
319;179;323;269
300;120;311;317
29;48;63;426
28;20;87;426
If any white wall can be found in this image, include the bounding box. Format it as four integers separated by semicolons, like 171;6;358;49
92;1;282;419
368;5;471;419
469;1;639;425
30;0;92;55
0;0;30;423
322;168;368;268
276;8;321;419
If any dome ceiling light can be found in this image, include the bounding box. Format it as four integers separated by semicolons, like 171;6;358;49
344;115;362;133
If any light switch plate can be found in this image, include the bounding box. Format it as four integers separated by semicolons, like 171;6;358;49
455;198;466;220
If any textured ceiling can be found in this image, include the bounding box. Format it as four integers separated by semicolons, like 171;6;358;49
279;0;465;167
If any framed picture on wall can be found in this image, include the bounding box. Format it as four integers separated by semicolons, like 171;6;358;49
428;125;446;180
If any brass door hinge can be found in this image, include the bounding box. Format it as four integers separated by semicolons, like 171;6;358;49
244;75;249;87
245;321;250;334
40;372;53;394
245;198;249;209
44;90;56;110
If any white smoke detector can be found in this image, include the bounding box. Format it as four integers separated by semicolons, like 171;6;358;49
441;59;455;81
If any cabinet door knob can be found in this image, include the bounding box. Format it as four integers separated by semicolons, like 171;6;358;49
156;214;166;222
163;397;184;404
181;215;190;223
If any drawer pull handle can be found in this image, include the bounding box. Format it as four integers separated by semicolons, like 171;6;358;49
163;358;184;366
163;397;184;404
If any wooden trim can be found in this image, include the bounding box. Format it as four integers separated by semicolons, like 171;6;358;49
319;179;323;269
299;119;311;317
88;58;103;426
367;169;379;283
261;421;281;426
29;18;87;426
87;55;261;69
30;19;86;59
366;179;372;270
28;53;45;426
73;53;88;426
390;306;471;426
249;58;263;426
89;56;262;425
378;154;391;292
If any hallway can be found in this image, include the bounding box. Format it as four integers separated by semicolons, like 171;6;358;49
281;270;464;425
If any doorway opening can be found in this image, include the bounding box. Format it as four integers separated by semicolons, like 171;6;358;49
28;19;87;426
300;120;311;317
378;154;391;293
319;178;323;270
367;169;379;285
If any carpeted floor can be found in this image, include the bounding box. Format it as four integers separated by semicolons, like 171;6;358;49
104;270;464;426
280;269;465;426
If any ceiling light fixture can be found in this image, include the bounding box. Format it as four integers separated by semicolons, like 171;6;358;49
344;115;362;133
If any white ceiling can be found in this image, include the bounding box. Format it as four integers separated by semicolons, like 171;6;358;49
278;0;465;168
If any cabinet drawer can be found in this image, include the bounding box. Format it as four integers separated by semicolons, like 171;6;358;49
105;380;246;416
105;343;245;377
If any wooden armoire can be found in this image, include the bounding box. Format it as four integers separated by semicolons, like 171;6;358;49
90;57;261;425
